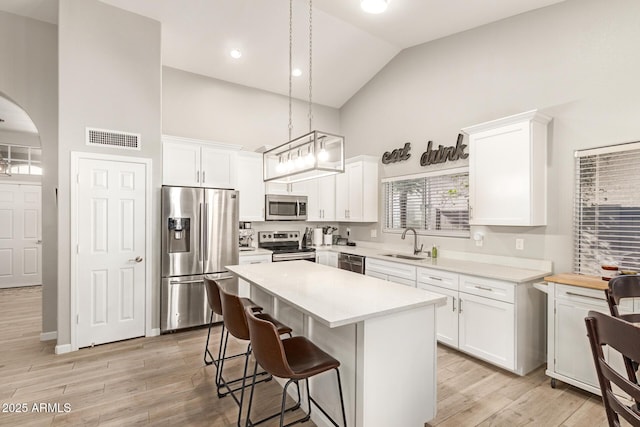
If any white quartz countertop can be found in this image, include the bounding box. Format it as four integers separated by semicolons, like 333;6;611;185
313;246;550;283
227;260;446;328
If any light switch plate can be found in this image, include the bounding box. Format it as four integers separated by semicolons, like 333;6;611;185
515;238;524;250
370;229;377;238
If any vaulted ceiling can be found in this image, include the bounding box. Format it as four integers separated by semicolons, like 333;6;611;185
1;0;565;108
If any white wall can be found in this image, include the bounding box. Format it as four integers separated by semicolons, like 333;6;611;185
0;11;58;336
340;0;640;273
162;67;341;150
58;0;161;347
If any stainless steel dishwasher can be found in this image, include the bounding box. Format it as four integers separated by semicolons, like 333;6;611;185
338;252;365;274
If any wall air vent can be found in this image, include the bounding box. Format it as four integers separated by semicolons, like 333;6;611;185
86;128;141;150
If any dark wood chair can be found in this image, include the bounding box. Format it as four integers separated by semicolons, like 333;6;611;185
203;277;263;397
585;311;640;427
605;275;640;382
244;307;347;427
218;285;293;427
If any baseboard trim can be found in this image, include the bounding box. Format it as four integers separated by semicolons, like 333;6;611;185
40;331;57;341
55;344;72;355
147;328;160;337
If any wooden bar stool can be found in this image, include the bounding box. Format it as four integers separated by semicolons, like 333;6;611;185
203;277;263;397
244;307;347;427
605;276;640;392
585;311;640;426
218;285;295;427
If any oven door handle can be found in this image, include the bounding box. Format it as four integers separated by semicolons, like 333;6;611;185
273;252;316;262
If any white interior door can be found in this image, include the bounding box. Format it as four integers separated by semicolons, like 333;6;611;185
0;184;42;288
76;158;146;348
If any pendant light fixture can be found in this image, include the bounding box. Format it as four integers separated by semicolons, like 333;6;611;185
263;0;345;184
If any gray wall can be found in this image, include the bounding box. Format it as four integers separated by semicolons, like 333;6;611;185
58;0;161;346
0;11;58;336
340;0;640;273
162;67;341;150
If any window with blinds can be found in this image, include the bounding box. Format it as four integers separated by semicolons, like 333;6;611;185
574;142;640;275
383;167;470;237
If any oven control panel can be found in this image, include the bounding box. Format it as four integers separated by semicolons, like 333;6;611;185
259;231;299;243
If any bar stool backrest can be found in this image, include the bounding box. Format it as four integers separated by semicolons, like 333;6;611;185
204;277;223;316
219;286;250;341
246;308;294;379
585;311;640;427
606;275;640;320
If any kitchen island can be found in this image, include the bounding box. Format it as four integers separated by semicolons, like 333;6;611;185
227;260;446;427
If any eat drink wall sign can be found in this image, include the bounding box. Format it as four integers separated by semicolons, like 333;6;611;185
381;133;468;166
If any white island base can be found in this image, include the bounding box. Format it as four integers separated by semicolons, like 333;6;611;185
227;261;445;427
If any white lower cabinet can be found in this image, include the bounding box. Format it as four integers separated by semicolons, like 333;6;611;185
419;283;459;347
316;251;338;268
238;253;272;297
418;267;543;375
458;292;515;370
544;282;632;395
365;258;416;287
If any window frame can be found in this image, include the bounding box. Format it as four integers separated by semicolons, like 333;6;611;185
574;141;640;275
382;166;470;238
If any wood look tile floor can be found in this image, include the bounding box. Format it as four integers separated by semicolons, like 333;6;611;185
0;286;613;426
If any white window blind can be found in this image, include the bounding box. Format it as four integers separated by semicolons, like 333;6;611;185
383;169;469;237
574;143;640;275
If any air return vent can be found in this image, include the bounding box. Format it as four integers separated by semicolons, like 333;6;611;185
86;128;141;150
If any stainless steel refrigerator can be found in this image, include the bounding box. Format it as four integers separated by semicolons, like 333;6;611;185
161;186;239;332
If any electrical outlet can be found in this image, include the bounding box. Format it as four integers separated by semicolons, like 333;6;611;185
515;238;524;250
346;227;351;237
370;229;377;238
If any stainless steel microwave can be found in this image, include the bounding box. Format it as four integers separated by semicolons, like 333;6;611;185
265;194;308;221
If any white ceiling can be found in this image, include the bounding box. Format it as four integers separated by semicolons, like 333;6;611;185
0;0;565;108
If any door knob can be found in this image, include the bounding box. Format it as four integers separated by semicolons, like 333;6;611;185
36;240;42;244
129;256;143;263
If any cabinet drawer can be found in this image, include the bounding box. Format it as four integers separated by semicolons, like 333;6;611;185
388;275;416;287
239;254;272;264
417;267;459;292
459;274;515;304
366;258;416;281
555;284;634;311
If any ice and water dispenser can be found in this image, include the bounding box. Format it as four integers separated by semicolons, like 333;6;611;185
167;217;190;253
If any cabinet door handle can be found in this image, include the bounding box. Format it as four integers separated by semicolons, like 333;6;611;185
452;296;456;312
196;171;200;183
475;285;493;292
202;171;206;183
459;299;463;313
429;276;443;281
565;291;603;302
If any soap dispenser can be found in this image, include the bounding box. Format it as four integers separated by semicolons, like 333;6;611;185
431;245;438;259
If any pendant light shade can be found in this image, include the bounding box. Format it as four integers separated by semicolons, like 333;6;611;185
264;0;345;183
264;131;344;183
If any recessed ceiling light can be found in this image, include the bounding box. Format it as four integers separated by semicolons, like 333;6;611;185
230;49;242;59
292;68;302;77
361;0;388;14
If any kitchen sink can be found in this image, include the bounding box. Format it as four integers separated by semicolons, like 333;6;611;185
380;253;428;261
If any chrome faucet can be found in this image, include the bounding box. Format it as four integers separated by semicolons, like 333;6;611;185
401;227;424;255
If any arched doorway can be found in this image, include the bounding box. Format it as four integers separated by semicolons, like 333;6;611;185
0;93;43;288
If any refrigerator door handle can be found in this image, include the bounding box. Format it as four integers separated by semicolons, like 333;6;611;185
198;203;203;262
204;202;209;260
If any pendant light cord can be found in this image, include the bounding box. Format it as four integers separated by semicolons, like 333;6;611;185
288;0;293;141
308;0;313;132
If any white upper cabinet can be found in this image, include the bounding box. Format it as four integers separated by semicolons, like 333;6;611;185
162;135;239;189
335;156;378;222
307;174;336;221
265;181;308;195
463;110;551;226
237;151;265;221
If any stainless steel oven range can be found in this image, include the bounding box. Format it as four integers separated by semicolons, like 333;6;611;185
258;231;316;262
